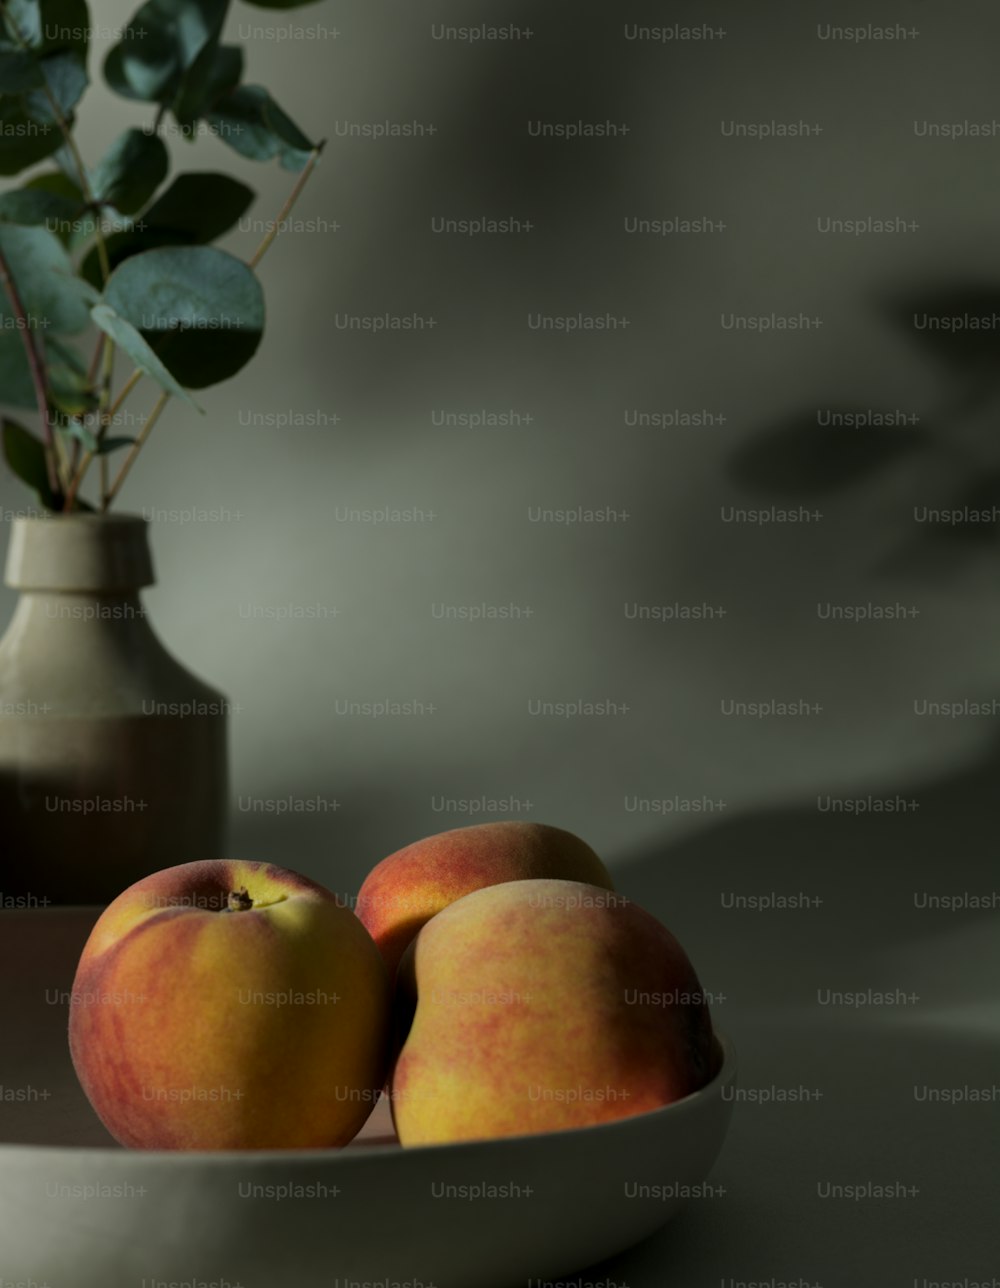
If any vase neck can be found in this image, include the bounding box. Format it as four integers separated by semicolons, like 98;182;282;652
4;515;154;593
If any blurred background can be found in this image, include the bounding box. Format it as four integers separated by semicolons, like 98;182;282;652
4;0;1000;893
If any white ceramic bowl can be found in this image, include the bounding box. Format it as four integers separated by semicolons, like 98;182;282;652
0;908;736;1287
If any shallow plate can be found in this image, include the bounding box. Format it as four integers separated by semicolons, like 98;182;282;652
0;908;736;1288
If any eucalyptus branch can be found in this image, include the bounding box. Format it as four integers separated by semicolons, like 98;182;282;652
2;5;117;512
93;144;325;511
1;3;323;516
0;245;60;500
0;10;111;285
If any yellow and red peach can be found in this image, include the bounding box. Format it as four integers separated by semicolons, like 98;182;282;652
69;859;390;1150
355;821;614;979
390;878;719;1145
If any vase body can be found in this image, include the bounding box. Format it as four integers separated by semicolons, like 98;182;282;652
0;515;228;905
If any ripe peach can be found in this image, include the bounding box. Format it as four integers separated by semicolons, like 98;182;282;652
390;878;719;1145
355;821;614;979
68;860;390;1150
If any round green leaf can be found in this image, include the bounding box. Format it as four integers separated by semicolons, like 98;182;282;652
0;98;63;175
47;338;96;416
24;49;89;121
102;0;227;104
103;9;180;102
172;40;242;126
90;302;200;407
2;418;57;508
205;85;315;171
145;172;254;240
0;175;85;238
3;0;89;54
0;224;91;333
90;128;169;215
0;334;38;408
0;50;46;90
101;246;264;388
79;171;255;287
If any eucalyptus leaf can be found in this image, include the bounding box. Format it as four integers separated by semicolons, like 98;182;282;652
2;0;89;54
96;435;136;454
103;9;181;102
47;340;96;415
172;38;241;127
1;418;57;509
145;172;253;239
80;171;254;287
56;417;98;452
263;94;313;165
0;177;86;241
90;128;169;215
205;84;315;171
0;332;37;408
0;98;63;175
24;49;89;121
0;50;45;90
100;245;264;388
102;0;228;104
90;302;200;407
47;335;88;373
196;42;241;106
0;224;91;333
69;275;101;306
28;171;84;204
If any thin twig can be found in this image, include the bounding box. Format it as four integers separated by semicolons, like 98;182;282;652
62;447;92;511
249;143;325;269
108;369;143;420
86;331;105;386
0;246;59;500
101;391;169;510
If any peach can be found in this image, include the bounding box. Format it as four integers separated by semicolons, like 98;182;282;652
390;878;719;1145
68;860;390;1150
355;821;614;979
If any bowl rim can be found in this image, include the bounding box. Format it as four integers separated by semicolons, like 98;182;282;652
0;1030;737;1165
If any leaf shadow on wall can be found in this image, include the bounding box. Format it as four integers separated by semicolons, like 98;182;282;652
728;283;1000;572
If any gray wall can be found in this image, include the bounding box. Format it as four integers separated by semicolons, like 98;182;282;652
2;0;1000;896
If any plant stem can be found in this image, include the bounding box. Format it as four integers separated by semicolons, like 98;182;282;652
0;246;60;501
96;336;115;505
61;450;91;512
101;391;169;511
86;332;105;386
248;143;325;269
108;369;143;420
